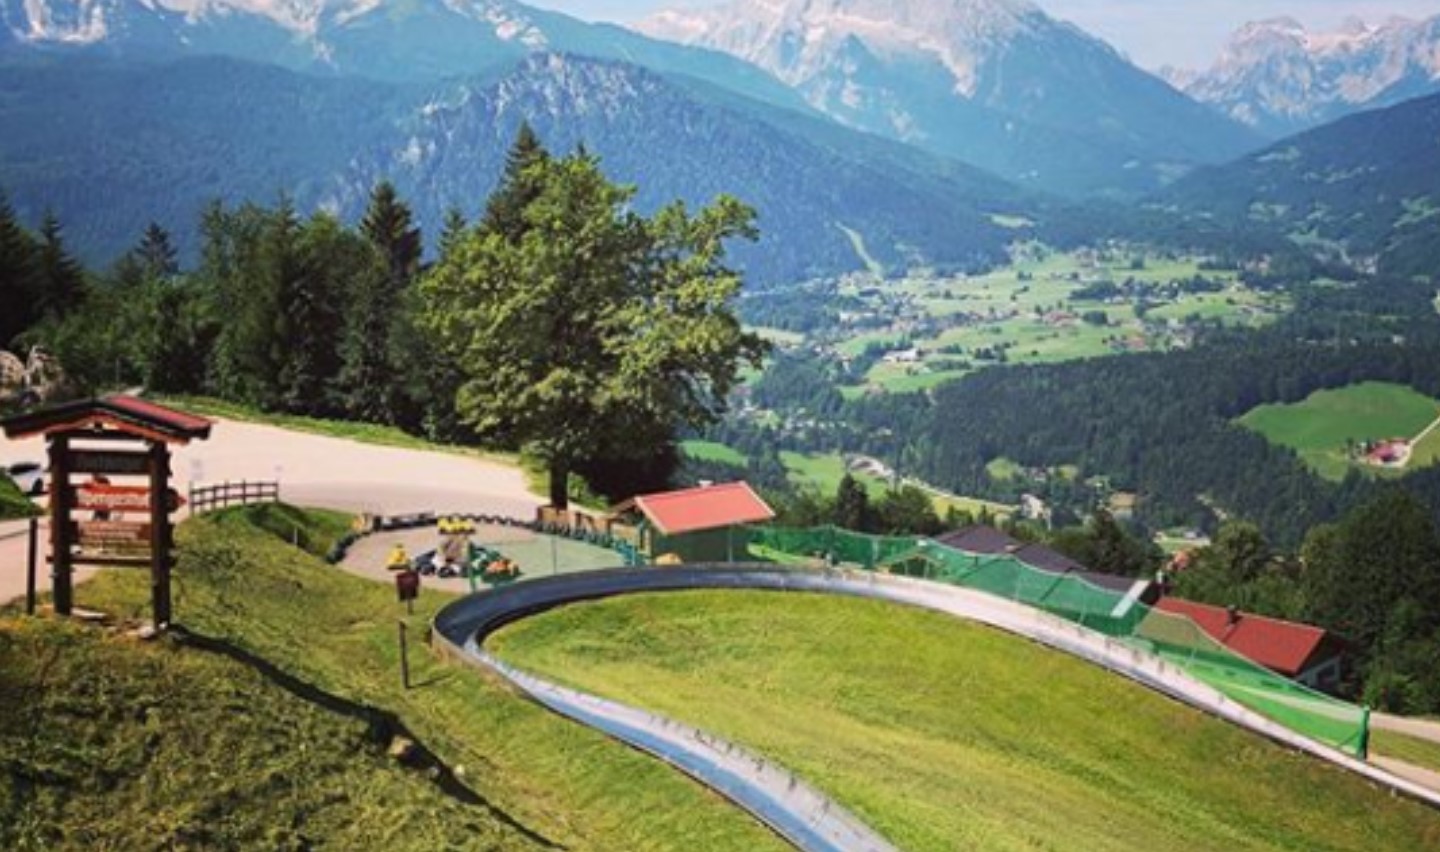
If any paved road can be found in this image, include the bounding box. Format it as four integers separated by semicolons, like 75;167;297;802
0;417;542;604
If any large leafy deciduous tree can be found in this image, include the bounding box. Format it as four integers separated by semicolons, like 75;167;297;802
419;147;766;508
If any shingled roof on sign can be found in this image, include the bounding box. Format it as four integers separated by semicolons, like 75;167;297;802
1;395;213;445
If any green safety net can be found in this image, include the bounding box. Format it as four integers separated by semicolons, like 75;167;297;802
740;525;1369;758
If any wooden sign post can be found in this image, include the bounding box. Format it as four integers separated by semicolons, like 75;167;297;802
2;396;211;629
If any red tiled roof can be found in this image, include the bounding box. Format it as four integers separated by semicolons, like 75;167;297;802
1155;597;1334;677
631;482;775;536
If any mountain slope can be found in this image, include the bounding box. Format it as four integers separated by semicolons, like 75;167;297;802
0;0;807;111
0;52;1040;283
1160;91;1440;279
639;0;1262;197
1174;15;1440;138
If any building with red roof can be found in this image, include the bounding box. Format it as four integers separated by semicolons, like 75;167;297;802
1155;597;1345;690
611;481;775;564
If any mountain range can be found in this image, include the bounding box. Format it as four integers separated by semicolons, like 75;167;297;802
639;0;1262;197
1;0;1436;284
0;0;805;108
1169;15;1440;138
3;0;1270;199
1162;89;1440;279
0;51;1046;283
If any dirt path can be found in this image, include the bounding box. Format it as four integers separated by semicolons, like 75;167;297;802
1402;412;1440;469
0;417;543;604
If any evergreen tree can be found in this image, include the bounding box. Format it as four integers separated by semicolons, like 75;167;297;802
0;193;39;346
338;241;395;423
133;222;179;279
874;485;943;536
1049;509;1157;577
835;474;871;532
479;122;550;242
277;213;350;415
438;208;468;260
359;180;421;293
35;212;86;321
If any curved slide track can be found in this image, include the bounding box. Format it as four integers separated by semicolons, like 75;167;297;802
434;566;1440;851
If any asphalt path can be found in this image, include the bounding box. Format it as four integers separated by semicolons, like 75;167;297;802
0;417;542;604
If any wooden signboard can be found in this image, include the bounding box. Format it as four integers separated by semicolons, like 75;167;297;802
1;396;212;628
77;520;152;546
75;483;184;513
71;450;151;476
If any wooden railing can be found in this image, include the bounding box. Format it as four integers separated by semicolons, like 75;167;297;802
188;480;280;517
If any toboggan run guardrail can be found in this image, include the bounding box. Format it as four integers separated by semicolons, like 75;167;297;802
746;524;1372;759
434;566;1440;852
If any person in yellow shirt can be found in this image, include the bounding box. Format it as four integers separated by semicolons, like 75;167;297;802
386;543;410;572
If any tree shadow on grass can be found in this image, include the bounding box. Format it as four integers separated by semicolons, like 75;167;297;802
171;624;565;850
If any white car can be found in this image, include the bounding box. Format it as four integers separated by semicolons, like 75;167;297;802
6;462;45;496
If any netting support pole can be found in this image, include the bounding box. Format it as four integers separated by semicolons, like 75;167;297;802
1359;705;1371;760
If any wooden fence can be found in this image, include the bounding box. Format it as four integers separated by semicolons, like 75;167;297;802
188;481;280;517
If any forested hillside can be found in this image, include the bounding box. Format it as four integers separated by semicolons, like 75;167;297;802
0;53;1047;284
1161;91;1440;279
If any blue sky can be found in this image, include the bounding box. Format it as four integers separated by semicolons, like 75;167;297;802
524;1;1439;69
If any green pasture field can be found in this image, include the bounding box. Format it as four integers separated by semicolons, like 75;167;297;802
780;451;889;498
1237;382;1440;481
492;591;1440;851
836;249;1285;394
681;440;749;467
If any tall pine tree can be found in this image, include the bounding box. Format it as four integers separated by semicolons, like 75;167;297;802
277;211;349;415
344;181;422;422
479;122;550;242
0;193;39;347
35;212;86;322
438;208;468;261
133;222;180;279
359;181;421;294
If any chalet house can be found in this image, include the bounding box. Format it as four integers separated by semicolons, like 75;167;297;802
882;348;922;365
1154;597;1345;690
609;481;775;564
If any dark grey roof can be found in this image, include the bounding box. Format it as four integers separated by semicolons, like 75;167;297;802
1013;543;1086;577
1073;571;1143;594
934;525;1022;555
935;524;1153;596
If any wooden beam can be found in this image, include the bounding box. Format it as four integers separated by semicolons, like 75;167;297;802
49;434;72;616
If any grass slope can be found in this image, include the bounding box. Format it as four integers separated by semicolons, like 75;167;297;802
28;509;782;851
0;472;39;521
492;592;1440;852
0;618;524;850
1373;730;1440;777
1238;382;1440;480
